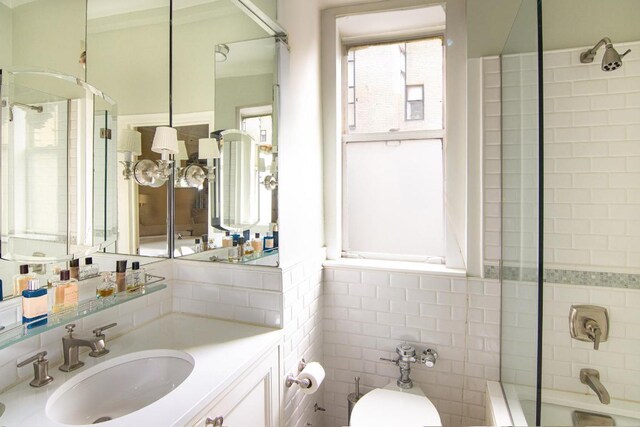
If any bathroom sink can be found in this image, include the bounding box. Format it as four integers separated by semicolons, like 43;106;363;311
46;349;194;425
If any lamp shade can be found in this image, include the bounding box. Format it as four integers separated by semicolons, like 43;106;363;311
151;126;179;154
118;129;142;155
177;140;189;161
198;138;221;159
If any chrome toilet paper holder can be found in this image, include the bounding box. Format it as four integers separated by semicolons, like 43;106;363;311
285;358;311;388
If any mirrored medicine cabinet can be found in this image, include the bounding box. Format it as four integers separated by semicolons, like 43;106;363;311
0;0;286;303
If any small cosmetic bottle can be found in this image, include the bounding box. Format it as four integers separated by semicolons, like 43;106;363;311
116;260;127;293
14;265;35;297
47;266;62;288
22;279;47;329
251;233;263;255
238;237;246;259
227;241;240;262
272;224;279;248
243;238;254;259
194;238;202;253
96;272;116;300
222;231;233;248
263;233;275;252
53;270;78;314
79;257;99;281
69;258;80;281
201;234;209;251
126;262;145;294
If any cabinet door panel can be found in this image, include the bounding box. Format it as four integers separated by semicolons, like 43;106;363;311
191;346;280;427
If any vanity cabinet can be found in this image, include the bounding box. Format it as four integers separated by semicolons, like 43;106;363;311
190;345;281;427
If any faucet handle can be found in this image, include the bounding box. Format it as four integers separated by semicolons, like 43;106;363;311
17;350;48;368
93;322;117;337
17;351;53;387
65;323;76;336
379;357;399;365
585;319;602;350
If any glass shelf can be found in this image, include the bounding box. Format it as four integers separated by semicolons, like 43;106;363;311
0;275;166;351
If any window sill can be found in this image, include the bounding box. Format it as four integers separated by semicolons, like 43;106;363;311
323;258;466;278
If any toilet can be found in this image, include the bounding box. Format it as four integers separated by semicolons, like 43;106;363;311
350;381;442;427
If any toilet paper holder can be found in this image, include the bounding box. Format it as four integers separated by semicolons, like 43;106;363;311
285;358;311;388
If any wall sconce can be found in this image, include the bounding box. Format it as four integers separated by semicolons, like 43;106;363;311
173;138;220;189
118;129;142;179
119;127;179;187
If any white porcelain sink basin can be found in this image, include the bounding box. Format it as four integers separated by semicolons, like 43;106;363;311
46;349;194;425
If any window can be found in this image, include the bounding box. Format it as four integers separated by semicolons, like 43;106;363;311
406;85;424;120
342;36;445;263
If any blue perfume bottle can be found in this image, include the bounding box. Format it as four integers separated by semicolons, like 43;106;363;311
22;279;48;329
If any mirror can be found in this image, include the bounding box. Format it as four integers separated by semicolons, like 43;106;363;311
171;1;282;266
86;0;172;257
0;68;118;260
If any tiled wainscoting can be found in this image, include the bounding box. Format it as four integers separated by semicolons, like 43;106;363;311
172;259;283;327
322;265;500;427
281;254;325;427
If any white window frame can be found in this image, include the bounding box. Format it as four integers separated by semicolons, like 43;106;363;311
322;0;473;272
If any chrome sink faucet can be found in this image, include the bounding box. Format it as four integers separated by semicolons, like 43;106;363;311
580;368;610;405
380;344;438;389
59;323;117;372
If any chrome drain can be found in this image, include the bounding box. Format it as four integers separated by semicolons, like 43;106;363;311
93;416;113;424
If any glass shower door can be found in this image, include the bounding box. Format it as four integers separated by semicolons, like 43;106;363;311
499;0;543;425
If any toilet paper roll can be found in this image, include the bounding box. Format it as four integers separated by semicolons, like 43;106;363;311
297;362;325;395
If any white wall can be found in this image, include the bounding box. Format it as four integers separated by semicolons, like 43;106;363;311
543;41;640;273
276;0;325;269
215;74;273;129
11;0;85;79
0;2;12;67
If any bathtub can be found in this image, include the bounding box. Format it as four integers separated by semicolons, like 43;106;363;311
486;381;640;426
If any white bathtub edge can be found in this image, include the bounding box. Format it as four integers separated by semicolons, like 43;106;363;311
486;381;514;427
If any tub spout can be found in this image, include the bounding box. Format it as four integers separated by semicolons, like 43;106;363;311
580;369;610;405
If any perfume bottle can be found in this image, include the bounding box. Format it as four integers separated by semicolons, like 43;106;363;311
22;279;47;329
243;238;254;259
115;260;127;293
69;258;80;280
201;234;209;251
13;265;35;297
47;266;62;288
263;233;275;252
79;257;100;281
126;261;145;294
272;223;279;249
222;231;233;248
227;241;240;262
238;237;246;259
53;270;78;315
194;238;202;253
96;272;116;300
251;233;263;255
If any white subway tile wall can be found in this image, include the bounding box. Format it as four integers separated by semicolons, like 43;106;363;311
543;283;640;402
322;267;500;427
172;260;283;327
546;42;640;273
0;260;173;393
282;253;325;427
483;56;502;269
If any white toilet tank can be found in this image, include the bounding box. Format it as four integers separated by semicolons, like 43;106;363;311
350;382;442;427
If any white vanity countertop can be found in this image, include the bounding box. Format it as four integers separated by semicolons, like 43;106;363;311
0;313;282;426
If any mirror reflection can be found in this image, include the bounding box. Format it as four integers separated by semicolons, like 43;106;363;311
171;2;281;266
1;70;118;263
86;0;171;257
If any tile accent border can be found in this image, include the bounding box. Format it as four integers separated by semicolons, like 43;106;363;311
486;263;640;289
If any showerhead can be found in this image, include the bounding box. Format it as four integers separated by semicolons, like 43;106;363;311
580;37;631;72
